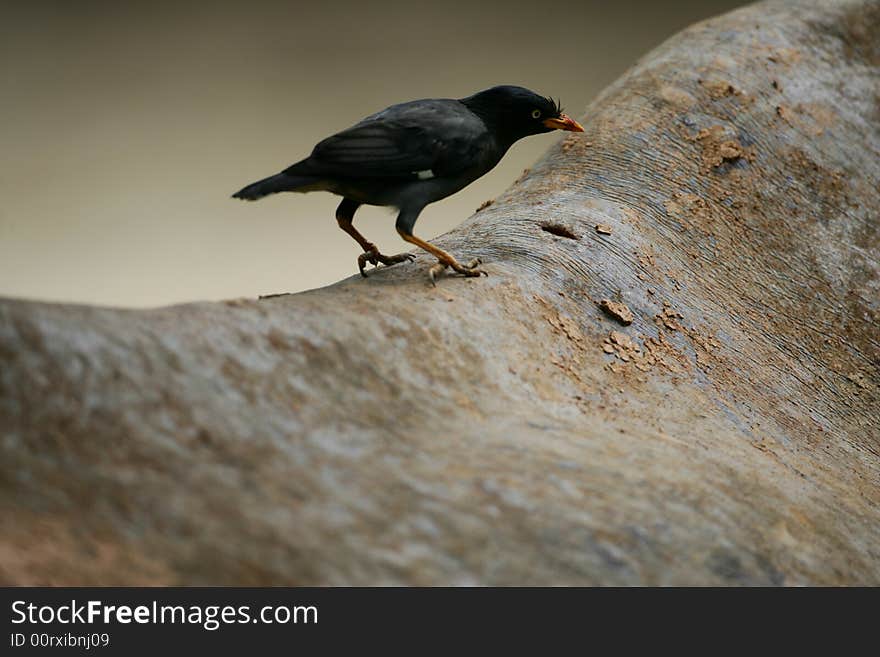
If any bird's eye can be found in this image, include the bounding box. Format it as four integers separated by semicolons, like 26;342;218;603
532;109;542;119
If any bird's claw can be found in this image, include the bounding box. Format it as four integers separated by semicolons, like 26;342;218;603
358;248;416;277
429;258;487;286
428;262;447;286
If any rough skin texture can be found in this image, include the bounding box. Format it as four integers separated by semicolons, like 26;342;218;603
1;0;878;584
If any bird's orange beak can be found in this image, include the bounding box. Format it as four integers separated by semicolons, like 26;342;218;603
543;113;584;132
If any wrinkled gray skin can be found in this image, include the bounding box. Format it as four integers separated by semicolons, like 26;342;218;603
1;0;878;585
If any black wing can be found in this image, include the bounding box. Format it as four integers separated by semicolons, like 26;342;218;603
286;99;490;180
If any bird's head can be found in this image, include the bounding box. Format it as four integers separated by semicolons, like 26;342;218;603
461;85;584;144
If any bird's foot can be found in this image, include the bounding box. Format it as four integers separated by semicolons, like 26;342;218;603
358;245;416;277
428;258;487;285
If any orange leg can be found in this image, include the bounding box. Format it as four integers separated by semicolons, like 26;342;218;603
335;199;414;277
396;229;487;285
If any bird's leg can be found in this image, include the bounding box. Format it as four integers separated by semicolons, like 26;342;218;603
335;199;414;277
396;229;487;286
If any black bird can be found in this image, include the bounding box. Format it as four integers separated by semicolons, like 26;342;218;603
232;85;584;283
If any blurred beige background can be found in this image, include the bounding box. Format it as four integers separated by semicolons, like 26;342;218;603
1;0;743;307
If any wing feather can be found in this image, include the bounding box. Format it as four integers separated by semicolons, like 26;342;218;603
286;100;489;180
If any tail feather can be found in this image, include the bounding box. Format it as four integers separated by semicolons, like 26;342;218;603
231;173;317;201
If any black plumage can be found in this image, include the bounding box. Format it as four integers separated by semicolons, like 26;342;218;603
233;85;583;282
